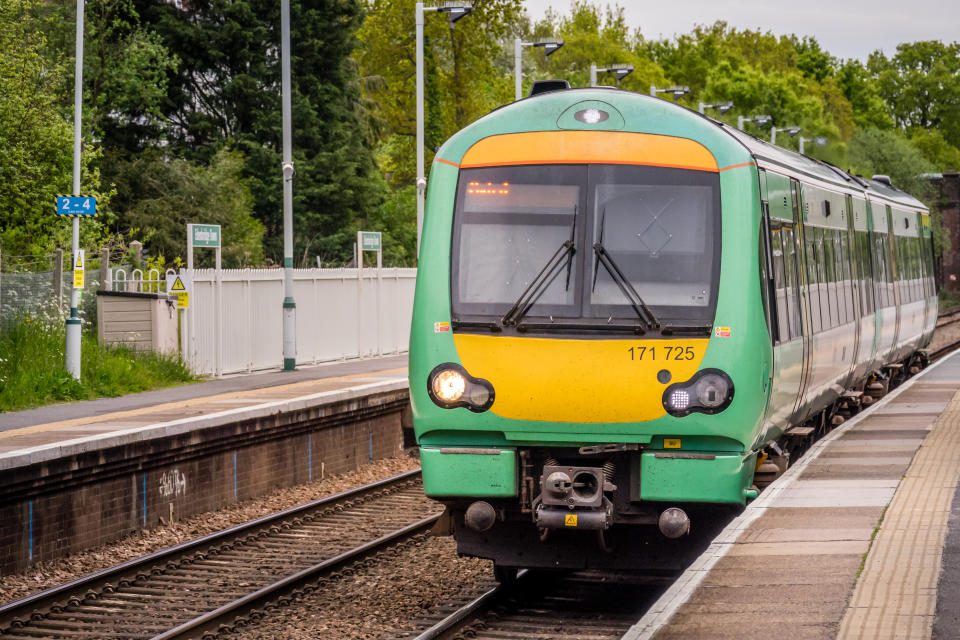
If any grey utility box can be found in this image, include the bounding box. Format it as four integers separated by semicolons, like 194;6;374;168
96;291;178;354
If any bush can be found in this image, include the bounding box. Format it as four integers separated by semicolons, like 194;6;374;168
0;313;193;412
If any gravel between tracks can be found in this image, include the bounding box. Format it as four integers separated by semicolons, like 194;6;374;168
932;319;960;353
232;536;493;640
0;454;421;605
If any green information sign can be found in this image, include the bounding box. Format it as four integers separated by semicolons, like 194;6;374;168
192;224;221;247
359;231;381;251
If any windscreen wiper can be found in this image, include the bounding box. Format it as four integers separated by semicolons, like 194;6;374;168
500;240;576;327
592;242;658;330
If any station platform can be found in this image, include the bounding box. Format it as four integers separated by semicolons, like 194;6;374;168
624;349;960;640
0;356;410;574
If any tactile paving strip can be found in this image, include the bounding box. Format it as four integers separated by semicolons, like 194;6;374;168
837;388;960;639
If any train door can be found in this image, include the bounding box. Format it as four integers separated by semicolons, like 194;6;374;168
842;194;862;390
887;204;902;355
760;170;805;436
791;179;814;422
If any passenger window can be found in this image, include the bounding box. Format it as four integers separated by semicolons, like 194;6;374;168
783;226;801;338
770;225;789;343
806;229;822;333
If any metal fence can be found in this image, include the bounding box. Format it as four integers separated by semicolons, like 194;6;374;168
0;250;416;375
0;252;104;330
184;268;416;375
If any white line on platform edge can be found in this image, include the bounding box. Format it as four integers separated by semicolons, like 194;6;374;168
0;377;409;470
620;348;959;640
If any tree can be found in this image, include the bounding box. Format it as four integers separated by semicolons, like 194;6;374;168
847;128;936;200
0;0;104;260
126;0;384;265
110;148;264;267
868;42;960;147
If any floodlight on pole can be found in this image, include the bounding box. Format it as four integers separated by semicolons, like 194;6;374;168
590;63;633;87
514;37;564;100
698;101;733;115
416;1;473;254
771;125;802;145
651;85;691;101
736;114;772;131
799;135;828;155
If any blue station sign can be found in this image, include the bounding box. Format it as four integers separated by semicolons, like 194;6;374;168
56;195;98;217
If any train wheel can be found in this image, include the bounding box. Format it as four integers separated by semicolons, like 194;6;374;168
493;564;519;585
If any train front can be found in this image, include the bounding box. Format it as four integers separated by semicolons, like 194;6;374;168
409;89;771;572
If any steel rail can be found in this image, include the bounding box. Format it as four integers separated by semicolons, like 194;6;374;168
0;468;422;630
154;514;441;640
411;571;528;640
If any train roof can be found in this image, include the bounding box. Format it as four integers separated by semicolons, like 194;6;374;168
714;121;926;211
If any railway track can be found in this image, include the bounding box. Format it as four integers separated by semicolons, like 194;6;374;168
396;570;672;640
0;469;439;640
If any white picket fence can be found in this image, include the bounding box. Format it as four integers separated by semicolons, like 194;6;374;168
179;268;416;375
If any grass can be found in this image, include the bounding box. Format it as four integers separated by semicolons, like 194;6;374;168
0;313;194;413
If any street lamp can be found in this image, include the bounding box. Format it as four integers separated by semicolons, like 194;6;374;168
650;85;690;101
416;1;473;253
514;38;564;100
698;101;733;115
737;114;772;131
799;135;828;155
280;0;296;370
65;0;86;379
590;63;634;86
771;125;802;145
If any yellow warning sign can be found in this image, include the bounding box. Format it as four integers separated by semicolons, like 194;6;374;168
664;438;682;449
165;274;191;309
73;249;84;289
564;514;578;527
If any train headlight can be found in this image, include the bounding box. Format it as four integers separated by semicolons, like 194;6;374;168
427;364;495;413
662;369;734;417
432;369;466;403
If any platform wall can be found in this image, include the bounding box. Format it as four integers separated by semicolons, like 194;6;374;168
0;389;409;575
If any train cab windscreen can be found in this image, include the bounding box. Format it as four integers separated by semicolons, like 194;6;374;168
451;164;721;331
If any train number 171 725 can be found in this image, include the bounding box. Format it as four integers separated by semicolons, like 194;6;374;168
628;345;696;361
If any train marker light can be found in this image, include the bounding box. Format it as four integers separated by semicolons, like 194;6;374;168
662;369;734;417
575;108;609;124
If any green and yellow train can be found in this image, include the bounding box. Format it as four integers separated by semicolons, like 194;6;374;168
408;84;936;575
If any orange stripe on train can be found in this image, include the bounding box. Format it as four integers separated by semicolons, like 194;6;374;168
459;131;719;172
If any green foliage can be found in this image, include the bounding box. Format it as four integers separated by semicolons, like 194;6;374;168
868;42;960;147
847;128;936;199
0;314;193;412
536;2;666;94
126;0;385;265
0;0;105;259
355;0;524;262
365;184;417;266
109;148;265;267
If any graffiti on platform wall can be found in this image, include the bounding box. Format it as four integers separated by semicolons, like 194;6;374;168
159;469;188;498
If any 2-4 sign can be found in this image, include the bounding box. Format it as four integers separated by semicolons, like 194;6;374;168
56;195;98;217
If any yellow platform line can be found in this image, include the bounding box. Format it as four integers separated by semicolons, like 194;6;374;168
0;367;407;441
837;387;960;640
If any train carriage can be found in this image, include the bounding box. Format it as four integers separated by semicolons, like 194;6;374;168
408;85;936;575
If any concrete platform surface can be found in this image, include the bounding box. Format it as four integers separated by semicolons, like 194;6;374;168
0;355;407;431
0;356;408;471
623;349;960;640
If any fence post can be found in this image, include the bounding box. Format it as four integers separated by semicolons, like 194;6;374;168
130;240;143;267
101;247;111;291
53;249;63;311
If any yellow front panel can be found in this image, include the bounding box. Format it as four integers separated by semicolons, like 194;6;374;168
453;334;709;423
